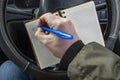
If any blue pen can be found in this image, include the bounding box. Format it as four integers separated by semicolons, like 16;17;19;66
38;26;73;40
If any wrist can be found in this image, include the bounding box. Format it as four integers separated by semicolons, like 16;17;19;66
58;36;79;58
59;40;85;70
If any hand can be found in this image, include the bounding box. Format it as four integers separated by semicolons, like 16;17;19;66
35;13;79;58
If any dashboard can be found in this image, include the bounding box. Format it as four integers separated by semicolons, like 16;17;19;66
13;0;105;9
14;0;39;8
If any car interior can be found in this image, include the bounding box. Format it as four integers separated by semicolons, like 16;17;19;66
0;0;120;80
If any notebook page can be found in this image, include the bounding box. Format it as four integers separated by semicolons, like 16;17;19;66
61;1;105;46
25;20;60;69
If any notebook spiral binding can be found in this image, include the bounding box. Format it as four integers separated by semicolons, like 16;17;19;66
55;10;66;18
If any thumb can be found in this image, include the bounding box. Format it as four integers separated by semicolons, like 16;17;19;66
35;28;56;45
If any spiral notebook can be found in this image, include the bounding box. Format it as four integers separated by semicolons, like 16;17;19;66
25;1;105;69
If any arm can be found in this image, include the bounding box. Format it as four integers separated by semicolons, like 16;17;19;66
35;13;120;80
61;41;120;80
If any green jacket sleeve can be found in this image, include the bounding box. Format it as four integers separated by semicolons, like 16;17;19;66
67;42;120;80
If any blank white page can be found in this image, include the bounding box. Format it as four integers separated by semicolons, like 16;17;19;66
61;1;105;46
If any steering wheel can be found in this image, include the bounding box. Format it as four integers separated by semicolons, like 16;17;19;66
0;0;120;80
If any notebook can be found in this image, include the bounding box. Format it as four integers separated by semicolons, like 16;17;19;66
25;1;105;69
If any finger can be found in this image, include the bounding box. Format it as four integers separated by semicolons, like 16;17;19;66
39;13;55;26
37;34;56;45
39;13;62;28
54;17;72;30
35;28;45;40
35;28;56;45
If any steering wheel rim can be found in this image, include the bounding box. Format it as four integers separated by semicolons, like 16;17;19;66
0;0;120;80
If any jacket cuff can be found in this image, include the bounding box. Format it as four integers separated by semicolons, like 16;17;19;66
59;40;84;70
